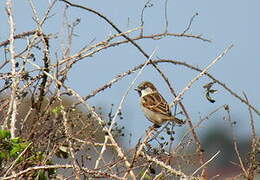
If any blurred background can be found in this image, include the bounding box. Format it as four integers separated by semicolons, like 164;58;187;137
0;0;259;178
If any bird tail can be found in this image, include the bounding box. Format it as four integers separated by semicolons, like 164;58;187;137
169;116;185;125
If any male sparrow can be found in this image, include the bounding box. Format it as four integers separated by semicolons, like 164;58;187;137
135;81;184;127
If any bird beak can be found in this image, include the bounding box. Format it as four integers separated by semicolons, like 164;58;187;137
134;88;140;92
134;88;141;96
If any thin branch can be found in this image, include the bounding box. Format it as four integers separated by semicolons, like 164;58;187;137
81;56;258;118
140;0;153;36
39;0;57;26
53;4;208;162
109;48;157;132
243;92;257;179
95;47;157;178
62;109;82;180
4;142;33;177
2;164;74;180
191;150;221;176
170;44;234;107
225;105;248;177
5;0;18;138
0;30;37;47
59;2;209;129
58;31;210;66
3;164;124;180
139;151;188;178
164;0;169;33
28;0;52;112
181;12;199;35
26;59;136;180
140;162;153;180
175;105;226;152
154;60;260;116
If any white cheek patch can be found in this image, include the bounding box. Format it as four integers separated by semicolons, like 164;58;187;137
141;87;154;97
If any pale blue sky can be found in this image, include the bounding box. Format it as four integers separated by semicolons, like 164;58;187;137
0;0;259;147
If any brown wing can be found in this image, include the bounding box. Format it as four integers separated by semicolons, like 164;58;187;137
141;92;171;116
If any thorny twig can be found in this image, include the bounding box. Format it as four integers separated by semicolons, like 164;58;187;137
1;1;258;179
26;59;137;179
61;109;81;180
175;105;226;153
170;44;234;107
5;0;18;138
56;4;208;175
224;105;248;177
95;48;157;174
0;30;37;48
243;92;257;179
4;142;33;177
2;164;125;180
191;150;220;177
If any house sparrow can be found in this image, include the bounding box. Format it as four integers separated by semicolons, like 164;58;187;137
135;81;185;127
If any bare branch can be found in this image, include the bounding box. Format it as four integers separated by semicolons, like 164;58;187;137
191;150;220;176
225;105;248;177
243;92;257;179
181;12;199;35
5;0;18;138
170;44;234;107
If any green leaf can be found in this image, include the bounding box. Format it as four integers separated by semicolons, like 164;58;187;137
51;106;64;115
11;137;21;144
19;142;30;149
0;129;11;139
10;145;22;157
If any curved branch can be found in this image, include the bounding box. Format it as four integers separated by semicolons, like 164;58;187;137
83;59;260;116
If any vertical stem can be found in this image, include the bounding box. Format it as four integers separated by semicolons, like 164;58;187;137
6;0;18;138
